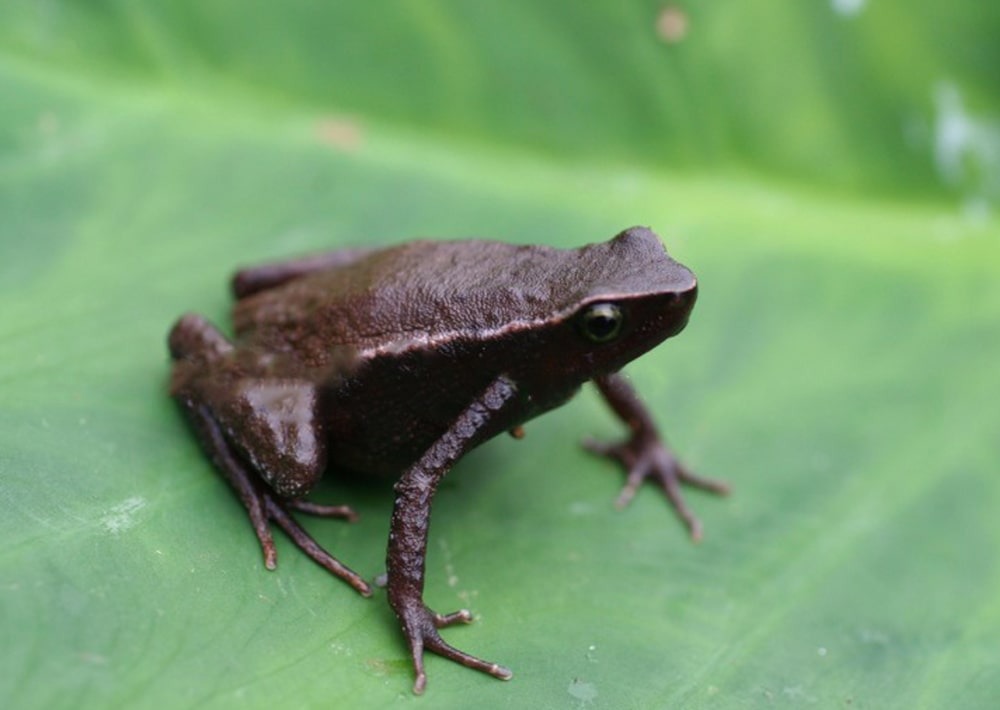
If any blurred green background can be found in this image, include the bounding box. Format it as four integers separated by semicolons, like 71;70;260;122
2;2;999;709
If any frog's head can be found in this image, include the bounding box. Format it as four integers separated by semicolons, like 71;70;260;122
575;226;696;375
521;226;698;386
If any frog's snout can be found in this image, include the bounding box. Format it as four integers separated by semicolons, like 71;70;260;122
664;280;698;337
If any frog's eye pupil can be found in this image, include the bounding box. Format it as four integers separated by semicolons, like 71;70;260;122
579;303;623;343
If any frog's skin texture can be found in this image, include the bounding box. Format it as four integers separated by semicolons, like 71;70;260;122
167;226;728;693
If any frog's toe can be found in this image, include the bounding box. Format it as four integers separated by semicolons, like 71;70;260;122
286;499;359;521
584;433;729;542
263;494;372;597
582;436;635;467
433;609;474;628
397;602;511;695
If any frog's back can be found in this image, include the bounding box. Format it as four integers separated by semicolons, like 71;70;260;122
231;230;676;365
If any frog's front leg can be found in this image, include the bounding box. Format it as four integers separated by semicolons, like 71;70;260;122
586;372;730;541
168;314;371;597
387;375;518;694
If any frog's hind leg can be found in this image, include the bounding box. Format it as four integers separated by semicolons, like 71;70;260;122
232;247;376;299
168;314;372;597
183;401;371;597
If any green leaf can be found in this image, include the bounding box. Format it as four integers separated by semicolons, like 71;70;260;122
2;3;999;709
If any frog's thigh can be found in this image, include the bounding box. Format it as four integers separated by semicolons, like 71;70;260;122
232;247;376;299
169;316;326;497
213;379;328;498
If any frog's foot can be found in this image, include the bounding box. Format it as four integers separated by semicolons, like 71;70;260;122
395;601;512;694
583;433;729;542
189;403;372;597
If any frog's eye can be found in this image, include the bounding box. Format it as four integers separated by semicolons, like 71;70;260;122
578;302;624;343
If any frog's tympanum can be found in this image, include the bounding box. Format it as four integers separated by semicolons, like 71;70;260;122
168;227;727;693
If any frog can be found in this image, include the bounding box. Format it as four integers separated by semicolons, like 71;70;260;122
167;226;728;694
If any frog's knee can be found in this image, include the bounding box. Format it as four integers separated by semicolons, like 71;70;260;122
168;313;233;361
